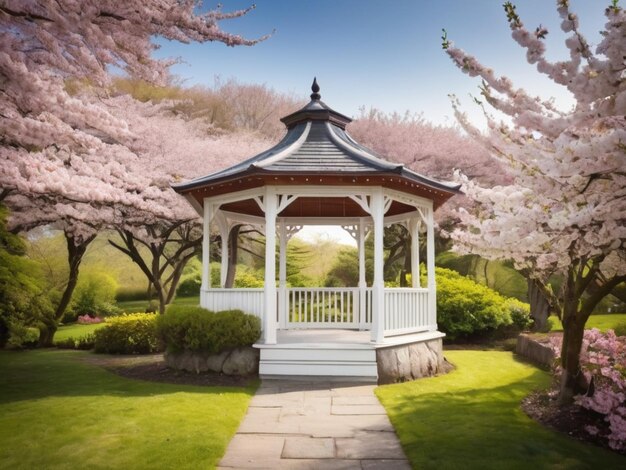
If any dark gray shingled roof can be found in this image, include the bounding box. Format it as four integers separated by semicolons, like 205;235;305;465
172;79;461;194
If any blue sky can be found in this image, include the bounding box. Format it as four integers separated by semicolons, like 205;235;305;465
155;1;608;245
155;0;608;126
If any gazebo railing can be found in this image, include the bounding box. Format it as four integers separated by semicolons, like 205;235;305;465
285;287;369;329
383;288;431;336
201;286;432;336
201;288;265;319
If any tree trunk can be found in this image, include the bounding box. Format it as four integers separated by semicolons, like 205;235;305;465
225;225;241;288
558;266;592;405
559;305;589;404
528;278;551;332
38;231;95;347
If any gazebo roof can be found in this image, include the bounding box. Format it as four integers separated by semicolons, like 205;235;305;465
173;79;461;214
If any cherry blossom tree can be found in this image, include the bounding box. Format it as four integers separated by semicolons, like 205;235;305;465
0;0;267;343
102;94;271;314
443;1;626;403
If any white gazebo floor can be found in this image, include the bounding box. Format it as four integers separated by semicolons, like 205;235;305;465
255;328;444;350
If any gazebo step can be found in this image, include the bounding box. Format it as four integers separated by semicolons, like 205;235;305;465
258;346;378;380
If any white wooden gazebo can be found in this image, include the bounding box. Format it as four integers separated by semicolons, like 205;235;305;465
173;80;460;381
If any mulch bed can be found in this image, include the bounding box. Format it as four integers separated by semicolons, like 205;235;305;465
85;354;256;388
522;388;625;456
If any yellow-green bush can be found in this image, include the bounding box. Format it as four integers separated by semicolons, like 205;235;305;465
156;306;261;354
436;267;530;340
93;313;159;354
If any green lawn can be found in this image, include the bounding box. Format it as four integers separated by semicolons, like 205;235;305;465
116;295;200;313
376;350;625;469
55;322;105;342
0;349;255;470
548;313;626;332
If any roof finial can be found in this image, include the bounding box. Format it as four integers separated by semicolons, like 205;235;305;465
310;77;321;100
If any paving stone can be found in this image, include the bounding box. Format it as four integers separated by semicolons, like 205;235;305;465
293;415;394;438
220;435;285;467
219;380;409;469
275;459;363;469
237;417;301;435
336;431;406;459
332;404;386;415
280;396;332;418
246;406;282;421
281;437;335;459
331;384;378;396
332;395;381;406
250;391;304;407
361;459;413;470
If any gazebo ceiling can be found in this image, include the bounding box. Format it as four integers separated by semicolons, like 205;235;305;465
173;79;461;217
221;196;416;219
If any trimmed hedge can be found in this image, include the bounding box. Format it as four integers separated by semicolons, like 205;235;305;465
436;267;531;340
93;313;160;354
156;306;261;355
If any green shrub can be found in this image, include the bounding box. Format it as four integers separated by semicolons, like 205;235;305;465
233;270;264;288
504;297;532;330
436;267;528;341
7;325;39;349
56;333;95;350
93;313;160;354
70;269;119;318
156;306;261;354
176;274;201;297
614;323;626;337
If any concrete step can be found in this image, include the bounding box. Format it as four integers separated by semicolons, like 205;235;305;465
258;345;378;380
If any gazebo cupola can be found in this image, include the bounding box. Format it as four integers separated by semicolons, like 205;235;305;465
173;79;459;380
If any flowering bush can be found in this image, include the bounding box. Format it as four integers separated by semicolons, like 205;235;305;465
77;315;103;325
550;329;626;450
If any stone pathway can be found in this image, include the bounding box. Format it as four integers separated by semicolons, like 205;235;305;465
218;380;411;469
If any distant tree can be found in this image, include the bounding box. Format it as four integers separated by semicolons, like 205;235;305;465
443;1;626;403
100;95;271;313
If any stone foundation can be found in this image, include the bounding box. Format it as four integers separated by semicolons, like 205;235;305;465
376;337;449;384
165;347;259;376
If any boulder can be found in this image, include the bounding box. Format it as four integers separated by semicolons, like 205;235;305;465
206;350;230;373
376;337;446;384
222;347;259;376
164;347;259;376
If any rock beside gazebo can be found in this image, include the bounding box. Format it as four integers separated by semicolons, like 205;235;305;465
376;337;451;384
164;347;259;376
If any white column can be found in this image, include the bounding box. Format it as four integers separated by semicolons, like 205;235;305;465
409;218;421;288
426;206;436;330
201;202;214;312
263;187;278;344
201;202;214;292
358;218;367;330
370;189;385;343
278;220;287;329
217;214;229;288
